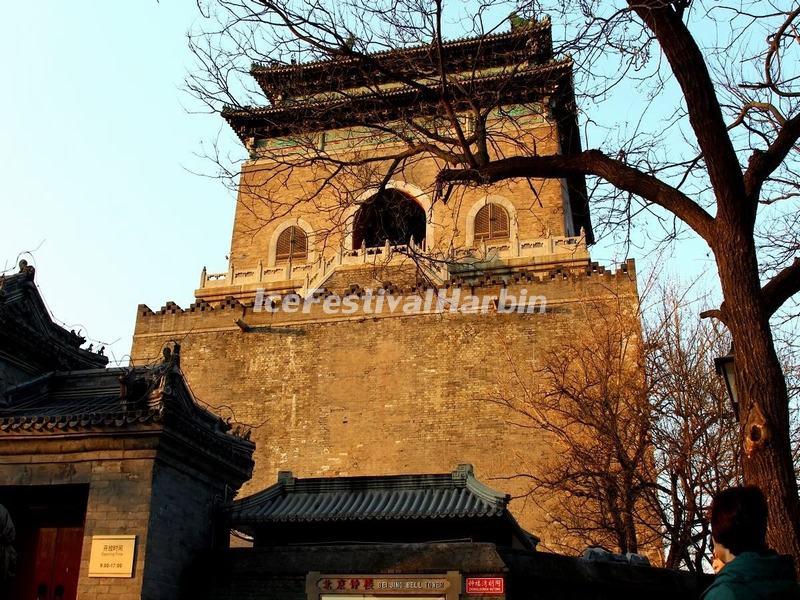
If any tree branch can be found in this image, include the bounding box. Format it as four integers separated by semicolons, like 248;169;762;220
629;1;747;218
761;257;800;317
699;308;726;324
744;114;800;201
729;102;787;130
763;7;800;99
436;150;716;242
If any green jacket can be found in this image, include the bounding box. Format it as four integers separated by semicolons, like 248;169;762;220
702;552;799;599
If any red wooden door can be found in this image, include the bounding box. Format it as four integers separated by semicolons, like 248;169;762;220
31;528;57;600
50;528;82;600
28;527;83;600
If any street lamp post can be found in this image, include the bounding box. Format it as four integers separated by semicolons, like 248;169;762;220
714;350;739;419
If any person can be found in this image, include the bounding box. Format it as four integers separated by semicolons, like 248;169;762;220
703;486;799;599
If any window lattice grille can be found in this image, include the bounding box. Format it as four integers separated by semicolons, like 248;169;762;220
275;226;308;263
474;204;510;241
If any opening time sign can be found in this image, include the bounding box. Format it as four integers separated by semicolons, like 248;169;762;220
88;535;136;578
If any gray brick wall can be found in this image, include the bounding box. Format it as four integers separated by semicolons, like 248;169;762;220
140;459;229;600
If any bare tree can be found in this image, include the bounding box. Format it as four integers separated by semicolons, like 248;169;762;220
188;0;800;559
644;288;740;571
491;284;741;568
489;296;657;557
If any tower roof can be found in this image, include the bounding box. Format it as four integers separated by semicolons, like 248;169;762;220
223;59;573;141
219;19;592;243
250;21;554;103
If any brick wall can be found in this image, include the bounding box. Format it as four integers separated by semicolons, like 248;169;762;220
227;121;570;272
78;458;155;600
0;439;157;600
0;430;248;600
140;458;230;599
132;266;639;554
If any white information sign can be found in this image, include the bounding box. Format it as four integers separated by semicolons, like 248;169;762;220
88;535;136;578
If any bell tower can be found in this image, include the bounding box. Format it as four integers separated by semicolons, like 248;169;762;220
131;20;641;554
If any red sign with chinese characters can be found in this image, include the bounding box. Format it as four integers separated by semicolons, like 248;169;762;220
465;577;504;595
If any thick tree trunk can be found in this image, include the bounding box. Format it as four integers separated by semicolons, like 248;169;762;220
715;236;800;565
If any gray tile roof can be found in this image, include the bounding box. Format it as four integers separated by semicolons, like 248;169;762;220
0;357;255;477
0;262;108;375
222;60;573;137
0;367;162;431
228;464;511;524
0;359;245;447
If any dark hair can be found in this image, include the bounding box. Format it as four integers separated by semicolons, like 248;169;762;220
711;486;769;555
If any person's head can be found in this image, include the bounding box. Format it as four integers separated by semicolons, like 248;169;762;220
711;486;769;563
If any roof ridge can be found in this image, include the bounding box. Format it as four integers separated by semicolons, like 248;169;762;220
250;21;551;75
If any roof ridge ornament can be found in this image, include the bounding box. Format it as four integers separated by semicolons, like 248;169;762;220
18;259;35;281
161;341;181;369
453;463;475;480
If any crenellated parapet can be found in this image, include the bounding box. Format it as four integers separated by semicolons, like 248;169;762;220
135;259;637;336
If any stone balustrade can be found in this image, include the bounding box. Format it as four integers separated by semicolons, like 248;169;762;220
198;234;588;296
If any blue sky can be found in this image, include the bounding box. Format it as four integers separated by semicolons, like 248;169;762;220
0;2;243;364
0;2;714;364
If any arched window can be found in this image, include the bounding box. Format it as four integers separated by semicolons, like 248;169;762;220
473;203;510;242
352;189;426;249
275;226;308;263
